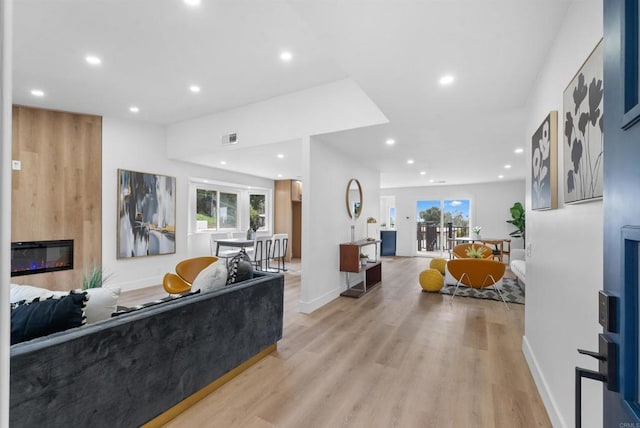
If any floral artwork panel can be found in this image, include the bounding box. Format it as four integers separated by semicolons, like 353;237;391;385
563;40;603;204
117;169;176;258
531;112;558;210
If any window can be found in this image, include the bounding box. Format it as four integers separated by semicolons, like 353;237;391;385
219;192;238;229
249;193;267;230
196;189;217;230
195;188;238;231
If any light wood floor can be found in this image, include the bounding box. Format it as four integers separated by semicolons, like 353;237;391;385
123;257;550;428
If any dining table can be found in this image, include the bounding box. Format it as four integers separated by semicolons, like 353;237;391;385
214;238;255;256
448;237;509;261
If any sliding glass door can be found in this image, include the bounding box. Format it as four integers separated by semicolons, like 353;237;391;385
416;199;470;256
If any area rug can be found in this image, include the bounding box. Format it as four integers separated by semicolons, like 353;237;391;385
439;278;525;304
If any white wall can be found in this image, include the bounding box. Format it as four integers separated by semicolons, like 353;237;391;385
102;117;273;291
522;2;603;427
0;1;11;426
166;79;388;163
381;180;525;256
300;136;380;313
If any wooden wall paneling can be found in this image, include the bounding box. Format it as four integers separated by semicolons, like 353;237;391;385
292;201;302;258
11;106;102;291
274;180;293;261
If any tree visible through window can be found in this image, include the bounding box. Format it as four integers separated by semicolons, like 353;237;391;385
219;192;238;229
249;194;266;230
196;189;217;229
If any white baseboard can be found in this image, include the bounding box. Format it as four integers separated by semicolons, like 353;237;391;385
299;287;340;314
522;335;567;428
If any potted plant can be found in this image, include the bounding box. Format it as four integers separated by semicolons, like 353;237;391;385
506;202;525;242
465;245;487;258
82;265;112;290
472;226;482;240
359;252;368;267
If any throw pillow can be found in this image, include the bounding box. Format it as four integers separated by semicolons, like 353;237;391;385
11;291;88;345
227;251;254;285
84;287;121;324
10;284;53;304
192;260;228;293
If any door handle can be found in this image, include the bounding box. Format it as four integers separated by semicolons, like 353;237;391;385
575;334;617;428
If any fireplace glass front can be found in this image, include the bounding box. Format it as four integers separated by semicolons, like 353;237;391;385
11;240;74;277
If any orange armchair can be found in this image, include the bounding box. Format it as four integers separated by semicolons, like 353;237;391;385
162;256;218;294
451;243;494;259
446;258;508;309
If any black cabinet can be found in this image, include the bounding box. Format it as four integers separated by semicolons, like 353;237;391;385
380;230;396;256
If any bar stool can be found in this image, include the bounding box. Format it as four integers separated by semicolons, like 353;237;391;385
247;235;269;271
266;233;288;272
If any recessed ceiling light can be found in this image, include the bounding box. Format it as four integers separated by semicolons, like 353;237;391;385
280;51;293;62
220;161;227;165
407;159;415;164
30;89;44;97
184;0;201;6
498;175;504;179
277;174;283;178
439;74;455;85
129;106;139;113
277;154;284;159
420;171;426;175
514;148;524;154
189;85;201;93
386;139;395;146
504;164;512;169
85;55;101;65
429;179;435;183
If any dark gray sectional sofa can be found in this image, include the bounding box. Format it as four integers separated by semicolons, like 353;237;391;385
10;272;284;428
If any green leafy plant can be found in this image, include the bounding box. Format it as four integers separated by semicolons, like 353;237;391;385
359;253;368;259
82;265;111;290
506;202;526;240
465;245;487;258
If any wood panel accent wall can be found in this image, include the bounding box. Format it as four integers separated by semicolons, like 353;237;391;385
11;106;102;291
274;180;303;261
291;201;301;258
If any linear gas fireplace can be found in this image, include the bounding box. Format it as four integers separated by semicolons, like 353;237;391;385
11;240;74;277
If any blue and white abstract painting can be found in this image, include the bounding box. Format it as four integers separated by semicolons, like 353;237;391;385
117;169;176;258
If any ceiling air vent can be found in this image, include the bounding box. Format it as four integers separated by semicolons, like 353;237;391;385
221;133;238;145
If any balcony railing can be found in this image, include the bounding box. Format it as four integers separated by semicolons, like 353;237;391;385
417;222;468;252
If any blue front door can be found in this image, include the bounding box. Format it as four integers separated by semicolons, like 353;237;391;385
603;0;640;424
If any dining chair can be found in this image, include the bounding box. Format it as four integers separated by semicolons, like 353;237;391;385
446;258;508;309
266;233;288;272
501;239;512;263
209;233;241;260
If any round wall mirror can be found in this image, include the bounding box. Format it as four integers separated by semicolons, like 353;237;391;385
346;179;363;219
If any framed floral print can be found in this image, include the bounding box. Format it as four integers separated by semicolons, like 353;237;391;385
531;111;558;210
563;40;603;204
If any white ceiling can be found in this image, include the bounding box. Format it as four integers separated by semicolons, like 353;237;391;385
12;0;573;188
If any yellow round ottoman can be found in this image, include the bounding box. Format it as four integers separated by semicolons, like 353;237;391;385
419;268;444;292
429;258;447;275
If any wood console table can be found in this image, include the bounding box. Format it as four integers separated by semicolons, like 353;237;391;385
339;239;382;298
